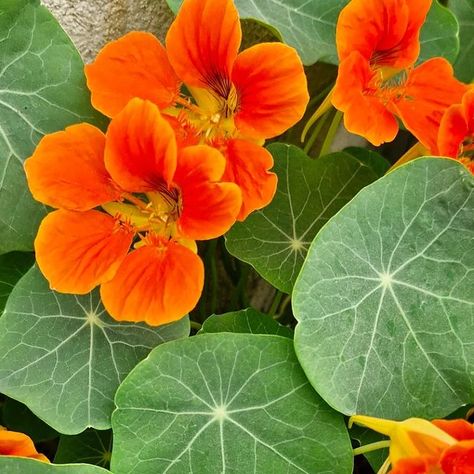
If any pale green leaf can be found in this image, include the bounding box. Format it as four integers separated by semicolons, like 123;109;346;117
0;458;110;474
0;266;190;434
293;158;474;419
112;333;352;474
200;308;293;338
0;0;105;254
226;144;379;293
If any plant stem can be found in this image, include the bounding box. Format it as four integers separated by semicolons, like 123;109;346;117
352;440;390;456
268;290;283;318
319;110;343;157
207;239;218;315
274;294;292;320
190;320;202;331
303;110;331;155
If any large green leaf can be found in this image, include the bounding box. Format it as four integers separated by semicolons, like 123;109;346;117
226;144;379;293
293;158;474;419
0;458;110;474
166;0;458;66
55;429;112;468
0;0;105;255
0;252;34;312
449;0;474;82
0;266;190;434
200;308;293;338
112;333;352;474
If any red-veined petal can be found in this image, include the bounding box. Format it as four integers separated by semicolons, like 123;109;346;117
105;98;177;192
25;124;120;210
174;145;241;240
35;210;133;294
166;0;241;91
223;139;277;221
100;239;204;326
441;441;474;474
232;42;309;139
85;32;180;117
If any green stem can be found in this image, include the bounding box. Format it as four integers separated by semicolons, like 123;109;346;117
268;290;283;318
207;239;218;315
274;295;291;320
190;320;202;331
353;440;390;456
319;110;343;157
303;110;331;155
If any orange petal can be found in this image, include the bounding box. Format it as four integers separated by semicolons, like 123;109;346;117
438;104;469;158
391;456;440;474
166;0;241;91
164;114;200;148
100;239;204;326
105;98;177;192
432;420;474;441
223;140;277;221
25;124;120;211
85;32;180;117
332;52;399;146
336;0;431;68
35;210;133;294
173;145;241;240
390;58;468;153
232;43;309;139
0;429;49;462
441;441;474;474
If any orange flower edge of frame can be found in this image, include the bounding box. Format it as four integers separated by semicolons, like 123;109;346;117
351;415;474;474
85;0;308;218
25;99;241;325
0;427;49;463
437;89;474;174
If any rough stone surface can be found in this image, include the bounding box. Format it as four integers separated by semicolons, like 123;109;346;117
41;0;175;62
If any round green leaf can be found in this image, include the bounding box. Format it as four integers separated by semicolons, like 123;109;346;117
200;308;293;338
343;147;390;177
0;458;110;474
0;0;106;254
0;266;190;434
167;0;458;66
449;0;474;82
112;333;352;474
293;158;474;419
226;144;379;293
0;252;34;312
55;429;112;468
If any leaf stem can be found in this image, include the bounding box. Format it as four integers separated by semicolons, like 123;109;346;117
319;110;343;157
353;440;390;456
190;320;202;331
268;290;283;318
303;110;331;155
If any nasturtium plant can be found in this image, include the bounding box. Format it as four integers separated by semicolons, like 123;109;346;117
0;0;473;472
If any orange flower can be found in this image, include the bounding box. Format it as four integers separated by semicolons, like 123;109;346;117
437;88;474;174
25;98;241;325
0;427;49;462
332;0;467;147
351;415;474;474
85;0;308;219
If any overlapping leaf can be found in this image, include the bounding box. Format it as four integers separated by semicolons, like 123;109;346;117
200;308;293;338
226;144;380;293
449;0;474;82
0;458;110;474
0;0;105;254
166;0;458;66
0;267;189;434
0;252;34;312
112;333;352;474
293;158;474;419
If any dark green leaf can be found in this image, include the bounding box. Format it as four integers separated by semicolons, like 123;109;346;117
200;308;293;338
0;252;34;312
449;0;474;82
226;144;379;293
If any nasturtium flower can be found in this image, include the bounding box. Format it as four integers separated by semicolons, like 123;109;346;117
85;0;309;220
25;98;241;325
351;414;474;474
0;427;49;462
437;88;474;174
332;0;467;147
